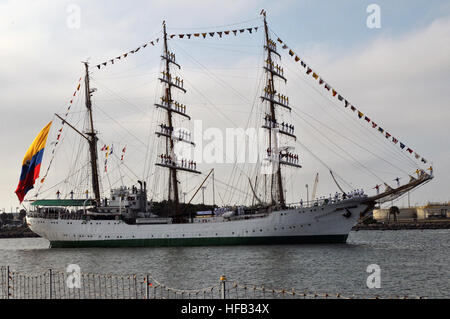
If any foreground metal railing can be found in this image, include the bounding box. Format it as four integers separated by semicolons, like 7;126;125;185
0;266;425;299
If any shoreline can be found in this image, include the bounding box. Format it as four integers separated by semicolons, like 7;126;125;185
353;220;450;231
0;226;40;239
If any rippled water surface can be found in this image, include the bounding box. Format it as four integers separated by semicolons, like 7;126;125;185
1;229;448;298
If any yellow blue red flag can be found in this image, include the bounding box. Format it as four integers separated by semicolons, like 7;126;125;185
15;121;52;203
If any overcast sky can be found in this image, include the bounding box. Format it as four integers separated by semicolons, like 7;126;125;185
1;0;449;211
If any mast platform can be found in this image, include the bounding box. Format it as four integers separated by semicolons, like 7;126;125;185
155;162;201;174
263;66;287;82
260;95;292;111
155;131;195;146
261;125;296;140
264;156;302;168
158;77;187;93
161;55;181;69
264;45;281;58
154;103;191;119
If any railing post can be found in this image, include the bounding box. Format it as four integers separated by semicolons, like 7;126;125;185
145;275;150;299
134;275;137;299
49;268;52;299
6;266;10;299
220;275;227;299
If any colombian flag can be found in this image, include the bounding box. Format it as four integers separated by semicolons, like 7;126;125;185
15;121;52;203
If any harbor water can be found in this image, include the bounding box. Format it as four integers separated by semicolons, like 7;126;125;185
0;229;448;298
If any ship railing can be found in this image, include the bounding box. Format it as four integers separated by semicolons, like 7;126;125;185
227;212;269;221
27;211;85;220
287;195;368;210
0;266;427;299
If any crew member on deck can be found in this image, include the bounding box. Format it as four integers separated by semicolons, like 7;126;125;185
374;184;380;195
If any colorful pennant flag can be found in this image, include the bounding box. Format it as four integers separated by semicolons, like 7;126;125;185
275;34;431;165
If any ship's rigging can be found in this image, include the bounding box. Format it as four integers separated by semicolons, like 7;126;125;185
30;11;433;211
154;21;201;217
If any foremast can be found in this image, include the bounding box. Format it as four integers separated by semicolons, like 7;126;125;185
83;62;101;204
155;21;200;217
261;11;301;208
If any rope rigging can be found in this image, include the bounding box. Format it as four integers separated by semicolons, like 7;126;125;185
31;15;432;207
269;26;430;167
283;60;420;171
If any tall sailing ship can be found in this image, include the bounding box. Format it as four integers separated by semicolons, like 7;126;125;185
18;12;433;248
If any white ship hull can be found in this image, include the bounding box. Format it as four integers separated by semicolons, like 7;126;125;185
27;199;369;248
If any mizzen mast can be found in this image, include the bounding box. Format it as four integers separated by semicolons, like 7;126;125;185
155;21;200;217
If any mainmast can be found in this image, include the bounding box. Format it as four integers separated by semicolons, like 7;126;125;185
83;62;101;204
261;11;301;208
155;21;200;217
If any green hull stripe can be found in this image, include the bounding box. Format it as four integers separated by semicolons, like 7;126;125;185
50;235;348;248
